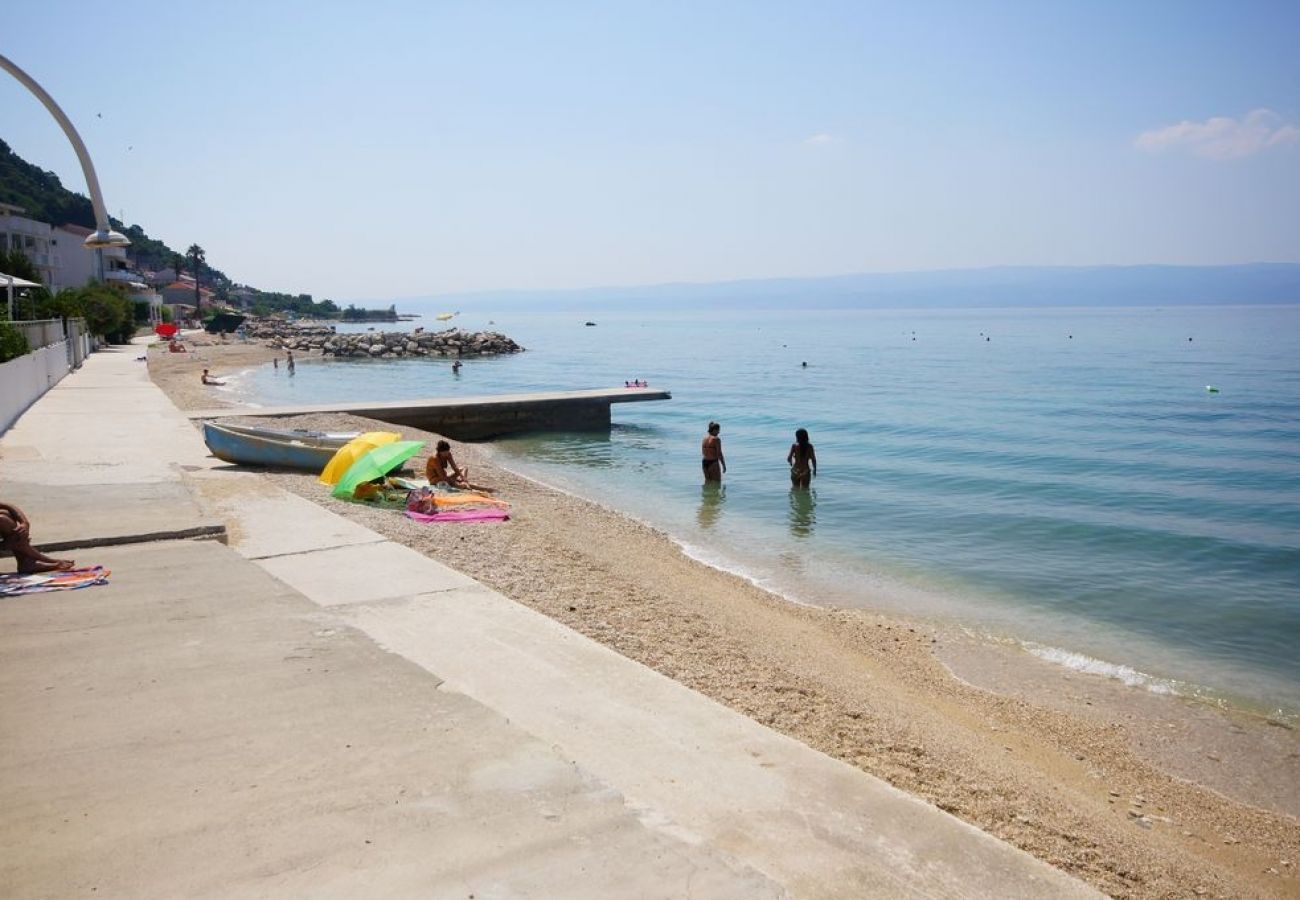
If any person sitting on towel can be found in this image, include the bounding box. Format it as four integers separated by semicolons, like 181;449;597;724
0;501;75;574
426;441;495;493
426;440;472;489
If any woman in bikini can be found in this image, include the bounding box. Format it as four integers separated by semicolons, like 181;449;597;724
701;421;726;483
787;427;817;489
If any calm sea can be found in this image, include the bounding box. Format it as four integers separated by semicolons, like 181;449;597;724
230;304;1300;718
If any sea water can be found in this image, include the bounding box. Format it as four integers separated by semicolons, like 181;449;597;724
233;304;1300;718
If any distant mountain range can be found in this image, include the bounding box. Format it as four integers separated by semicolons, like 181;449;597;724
8;136;1296;313
390;263;1300;313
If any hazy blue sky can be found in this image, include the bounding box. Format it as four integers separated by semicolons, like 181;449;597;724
3;1;1298;302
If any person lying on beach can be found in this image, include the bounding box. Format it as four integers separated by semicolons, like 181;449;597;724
787;427;817;489
200;368;226;386
426;440;493;492
0;502;75;574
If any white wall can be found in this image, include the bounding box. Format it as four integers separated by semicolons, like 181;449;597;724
0;342;71;434
51;227;99;291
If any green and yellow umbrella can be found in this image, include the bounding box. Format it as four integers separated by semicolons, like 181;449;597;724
319;431;402;485
331;440;426;500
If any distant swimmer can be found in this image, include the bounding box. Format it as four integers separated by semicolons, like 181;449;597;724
701;421;726;483
452;359;462;374
801;361;808;368
787;428;817;489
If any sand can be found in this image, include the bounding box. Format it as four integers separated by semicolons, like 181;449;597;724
153;339;1300;899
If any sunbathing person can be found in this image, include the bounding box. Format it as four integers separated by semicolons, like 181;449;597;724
0;501;75;574
426;440;492;492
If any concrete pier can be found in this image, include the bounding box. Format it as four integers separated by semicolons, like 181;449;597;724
187;387;672;439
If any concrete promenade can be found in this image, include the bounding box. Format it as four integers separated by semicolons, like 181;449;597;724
0;344;1100;898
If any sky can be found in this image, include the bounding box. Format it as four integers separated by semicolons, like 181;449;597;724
3;1;1299;303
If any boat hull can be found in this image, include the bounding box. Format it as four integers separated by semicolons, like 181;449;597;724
203;422;358;471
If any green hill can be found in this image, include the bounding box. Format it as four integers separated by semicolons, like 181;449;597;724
0;138;95;230
0;138;388;318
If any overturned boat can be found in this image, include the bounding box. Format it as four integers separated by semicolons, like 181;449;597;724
202;421;360;471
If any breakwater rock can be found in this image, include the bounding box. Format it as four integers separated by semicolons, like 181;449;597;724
243;320;524;359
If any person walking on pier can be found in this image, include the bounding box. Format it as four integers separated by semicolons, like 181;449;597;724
702;421;726;483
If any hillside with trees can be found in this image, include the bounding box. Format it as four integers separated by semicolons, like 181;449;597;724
1;138;396;321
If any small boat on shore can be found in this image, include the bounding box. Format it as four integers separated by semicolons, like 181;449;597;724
203;422;360;471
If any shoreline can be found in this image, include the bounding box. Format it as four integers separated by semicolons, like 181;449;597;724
484;439;1300;732
151;341;1300;898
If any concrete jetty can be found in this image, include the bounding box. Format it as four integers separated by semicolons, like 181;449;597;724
0;345;1099;898
187;387;672;439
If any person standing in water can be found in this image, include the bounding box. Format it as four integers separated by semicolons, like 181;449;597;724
787;427;817;488
286;350;296;375
701;421;726;482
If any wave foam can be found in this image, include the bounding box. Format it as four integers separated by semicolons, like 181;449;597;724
1026;644;1179;695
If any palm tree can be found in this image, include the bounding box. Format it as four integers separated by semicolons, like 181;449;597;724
186;244;206;311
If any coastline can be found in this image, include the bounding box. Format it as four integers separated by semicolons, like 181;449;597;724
152;341;1300;898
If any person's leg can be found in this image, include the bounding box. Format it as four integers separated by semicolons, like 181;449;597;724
0;510;74;573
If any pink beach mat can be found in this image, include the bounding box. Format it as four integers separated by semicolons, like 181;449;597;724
405;508;510;524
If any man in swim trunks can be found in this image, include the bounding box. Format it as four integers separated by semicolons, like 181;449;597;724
427;440;495;492
701;421;726;483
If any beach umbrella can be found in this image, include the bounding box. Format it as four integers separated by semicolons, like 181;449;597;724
319;431;402;485
331;440;426;499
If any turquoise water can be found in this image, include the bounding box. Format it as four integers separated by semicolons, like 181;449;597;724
232;304;1300;717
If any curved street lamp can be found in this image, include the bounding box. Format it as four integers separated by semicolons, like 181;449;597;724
0;53;129;254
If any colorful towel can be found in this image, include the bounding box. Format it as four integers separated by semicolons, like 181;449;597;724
405;508;510;524
429;492;508;508
0;565;111;597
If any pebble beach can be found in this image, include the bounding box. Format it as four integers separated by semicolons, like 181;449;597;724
151;336;1300;899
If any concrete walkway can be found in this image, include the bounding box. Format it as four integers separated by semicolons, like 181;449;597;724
0;344;1100;898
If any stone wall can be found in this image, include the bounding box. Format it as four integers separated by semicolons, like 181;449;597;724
243;320;524;359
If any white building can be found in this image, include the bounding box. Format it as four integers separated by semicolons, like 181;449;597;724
0;201;57;286
0;204;162;322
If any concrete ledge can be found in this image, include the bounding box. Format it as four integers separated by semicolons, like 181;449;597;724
0;541;782;899
187;387;673;439
1;482;226;553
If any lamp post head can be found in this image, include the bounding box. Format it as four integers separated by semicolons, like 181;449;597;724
83;228;130;250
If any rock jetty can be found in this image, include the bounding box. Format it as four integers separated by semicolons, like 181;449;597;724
243;320;524;359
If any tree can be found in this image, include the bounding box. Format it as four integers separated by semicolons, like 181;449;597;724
0;248;41;283
0;320;27;362
54;284;135;343
186;244;206;311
